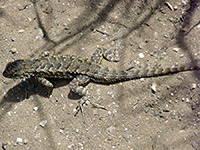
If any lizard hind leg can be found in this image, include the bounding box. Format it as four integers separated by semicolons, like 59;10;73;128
69;75;90;96
69;75;106;116
69;75;91;115
91;48;120;64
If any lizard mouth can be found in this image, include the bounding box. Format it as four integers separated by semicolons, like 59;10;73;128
3;61;19;79
3;68;10;78
3;69;16;78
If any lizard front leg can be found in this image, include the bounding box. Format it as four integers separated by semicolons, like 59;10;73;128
37;77;54;98
69;75;91;115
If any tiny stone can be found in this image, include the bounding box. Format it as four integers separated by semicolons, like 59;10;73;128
177;75;184;80
191;83;197;89
28;17;32;21
41;51;50;57
68;144;74;148
39;120;47;127
140;78;144;82
107;126;116;133
113;109;117;114
60;128;64;134
197;83;200;88
154;32;158;39
174;5;178;10
75;129;79;133
191;141;197;148
37;28;44;38
7;111;11;116
197;24;200;29
182;97;185;101
18;29;25;33
9;48;18;54
33;107;39;111
16;137;23;144
107;111;112;115
163;34;168;38
185;98;190;103
138;53;144;58
173;47;179;52
151;82;157;93
24;139;28;144
11;37;16;42
197;112;200;117
35;133;40;138
170;93;174;96
180;54;184;58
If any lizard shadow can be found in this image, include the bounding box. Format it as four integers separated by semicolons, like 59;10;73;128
0;78;80;122
1;78;82;105
0;78;49;123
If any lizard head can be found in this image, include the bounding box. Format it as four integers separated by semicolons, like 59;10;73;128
3;60;29;79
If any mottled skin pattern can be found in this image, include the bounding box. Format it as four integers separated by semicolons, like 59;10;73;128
3;48;200;114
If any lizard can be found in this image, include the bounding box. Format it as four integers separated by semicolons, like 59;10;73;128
3;48;200;115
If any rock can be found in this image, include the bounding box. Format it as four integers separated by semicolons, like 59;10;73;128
9;48;18;54
173;47;180;52
24;139;28;144
151;82;157;93
39;120;47;127
16;137;23;144
138;53;144;59
191;83;197;89
18;29;25;33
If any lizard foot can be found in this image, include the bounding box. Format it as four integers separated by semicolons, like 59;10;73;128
74;96;107;116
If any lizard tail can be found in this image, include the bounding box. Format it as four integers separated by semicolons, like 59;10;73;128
93;60;200;83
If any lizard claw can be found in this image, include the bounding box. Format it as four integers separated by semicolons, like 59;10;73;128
74;96;107;116
74;96;89;116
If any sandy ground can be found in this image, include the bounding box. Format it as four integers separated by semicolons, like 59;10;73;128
0;0;200;150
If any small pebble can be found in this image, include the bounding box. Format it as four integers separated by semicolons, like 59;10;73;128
151;82;157;93
18;29;25;33
197;112;200;117
140;78;144;82
60;128;64;134
174;5;178;10
138;53;144;58
185;98;190;103
11;37;16;42
154;32;158;39
191;83;197;89
191;141;197;148
9;48;18;54
35;133;40;138
24;139;28;144
107;111;112;115
165;2;174;11
39;120;47;127
33;107;39;111
180;54;184;58
35;28;44;40
16;137;23;144
173;47;180;52
75;129;79;133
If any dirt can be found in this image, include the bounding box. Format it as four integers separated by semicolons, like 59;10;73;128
0;0;200;150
